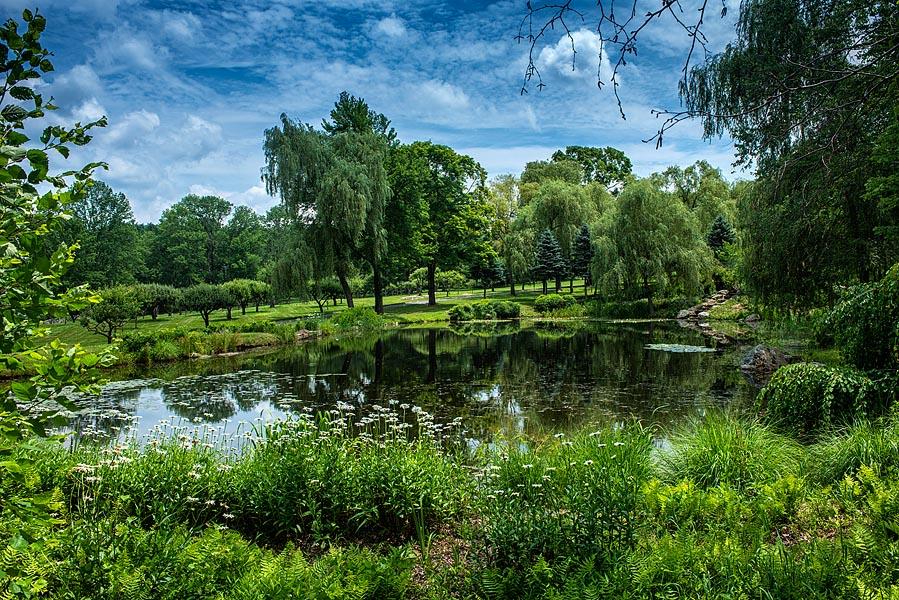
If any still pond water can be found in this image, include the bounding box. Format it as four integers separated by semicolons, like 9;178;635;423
69;321;766;446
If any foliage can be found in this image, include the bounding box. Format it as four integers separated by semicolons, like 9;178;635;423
685;0;897;305
327;307;387;331
592;178;713;313
435;269;466;296
181;283;230;328
811;412;899;484
0;10;112;598
447;300;521;322
531;230;565;292
479;426;652;570
53;180;142;288
757;363;874;436
585;297;695;319
823;264;899;371
131;283;180;320
533;294;577;315
659;413;804;492
78;286;141;344
570;224;593;291
150;194;233;287
551;145;633;190
706;214;736;256
520;159;582;185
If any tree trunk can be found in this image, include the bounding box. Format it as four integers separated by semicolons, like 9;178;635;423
226;307;232;320
427;260;437;306
337;265;354;308
510;277;516;296
483;286;487;298
255;302;260;312
372;263;384;314
202;312;210;328
643;276;654;317
151;306;159;320
555;275;562;293
542;279;547;294
241;305;246;315
426;329;437;383
569;278;574;293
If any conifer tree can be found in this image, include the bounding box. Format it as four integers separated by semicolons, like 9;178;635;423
706;215;736;256
533;230;565;294
571;224;595;295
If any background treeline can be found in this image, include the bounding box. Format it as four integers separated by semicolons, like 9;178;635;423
58;63;898;318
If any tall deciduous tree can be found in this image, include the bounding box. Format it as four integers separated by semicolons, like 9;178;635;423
56;181;141;287
593;179;712;315
224;206;265;281
389;141;489;305
551;146;633;191
152;195;232;286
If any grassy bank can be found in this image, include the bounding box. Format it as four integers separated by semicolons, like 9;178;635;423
4;409;899;598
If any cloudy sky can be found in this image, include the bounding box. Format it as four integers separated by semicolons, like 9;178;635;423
3;0;742;222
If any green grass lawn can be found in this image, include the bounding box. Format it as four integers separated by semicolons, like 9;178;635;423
50;280;593;349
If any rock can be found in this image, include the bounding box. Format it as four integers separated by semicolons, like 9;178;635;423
744;313;761;323
740;344;794;386
676;309;693;320
698;311;710;319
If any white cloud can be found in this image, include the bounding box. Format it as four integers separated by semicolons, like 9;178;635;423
102;110;161;147
374;15;407;39
416;80;470;111
537;29;615;85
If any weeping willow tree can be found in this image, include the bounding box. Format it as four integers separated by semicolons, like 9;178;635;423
263;103;391;312
679;0;899;305
592;179;713;315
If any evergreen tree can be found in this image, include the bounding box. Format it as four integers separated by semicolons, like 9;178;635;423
533;230;565;294
706;215;736;256
571;224;594;295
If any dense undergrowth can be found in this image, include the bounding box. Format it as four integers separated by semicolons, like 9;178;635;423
3;408;899;599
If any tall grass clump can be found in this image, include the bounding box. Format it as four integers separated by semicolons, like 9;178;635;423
659;413;805;492
478;425;652;572
811;412;899;483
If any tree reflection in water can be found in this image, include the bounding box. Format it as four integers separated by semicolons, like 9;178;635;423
65;323;756;445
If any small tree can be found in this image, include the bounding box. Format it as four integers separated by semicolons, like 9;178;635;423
80;286;140;344
533;230;566;294
249;280;272;312
182;283;229;327
223;279;255;315
133;283;180;320
571;224;595;295
436;269;466;296
472;255;505;298
707;214;736;257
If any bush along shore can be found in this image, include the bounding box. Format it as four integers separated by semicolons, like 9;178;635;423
3;406;899;599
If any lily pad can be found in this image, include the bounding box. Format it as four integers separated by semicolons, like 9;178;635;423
644;343;716;353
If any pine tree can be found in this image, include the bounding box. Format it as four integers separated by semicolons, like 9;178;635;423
533;230;565;294
706;214;736;256
571;224;595;295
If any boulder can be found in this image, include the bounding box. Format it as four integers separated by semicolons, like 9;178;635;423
676;309;694;320
740;344;794;386
744;313;761;323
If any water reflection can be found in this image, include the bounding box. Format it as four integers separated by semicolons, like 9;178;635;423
68;322;755;445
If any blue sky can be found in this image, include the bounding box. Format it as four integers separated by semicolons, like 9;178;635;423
3;0;741;222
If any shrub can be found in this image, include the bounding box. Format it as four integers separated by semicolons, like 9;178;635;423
79;286;141;344
659;413;805;491
823;263;899;370
448;300;521;322
757;363;872;436
585;297;695;319
328;307;387;330
533;294;576;314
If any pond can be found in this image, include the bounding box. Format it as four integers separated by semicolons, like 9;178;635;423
67;321;762;447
